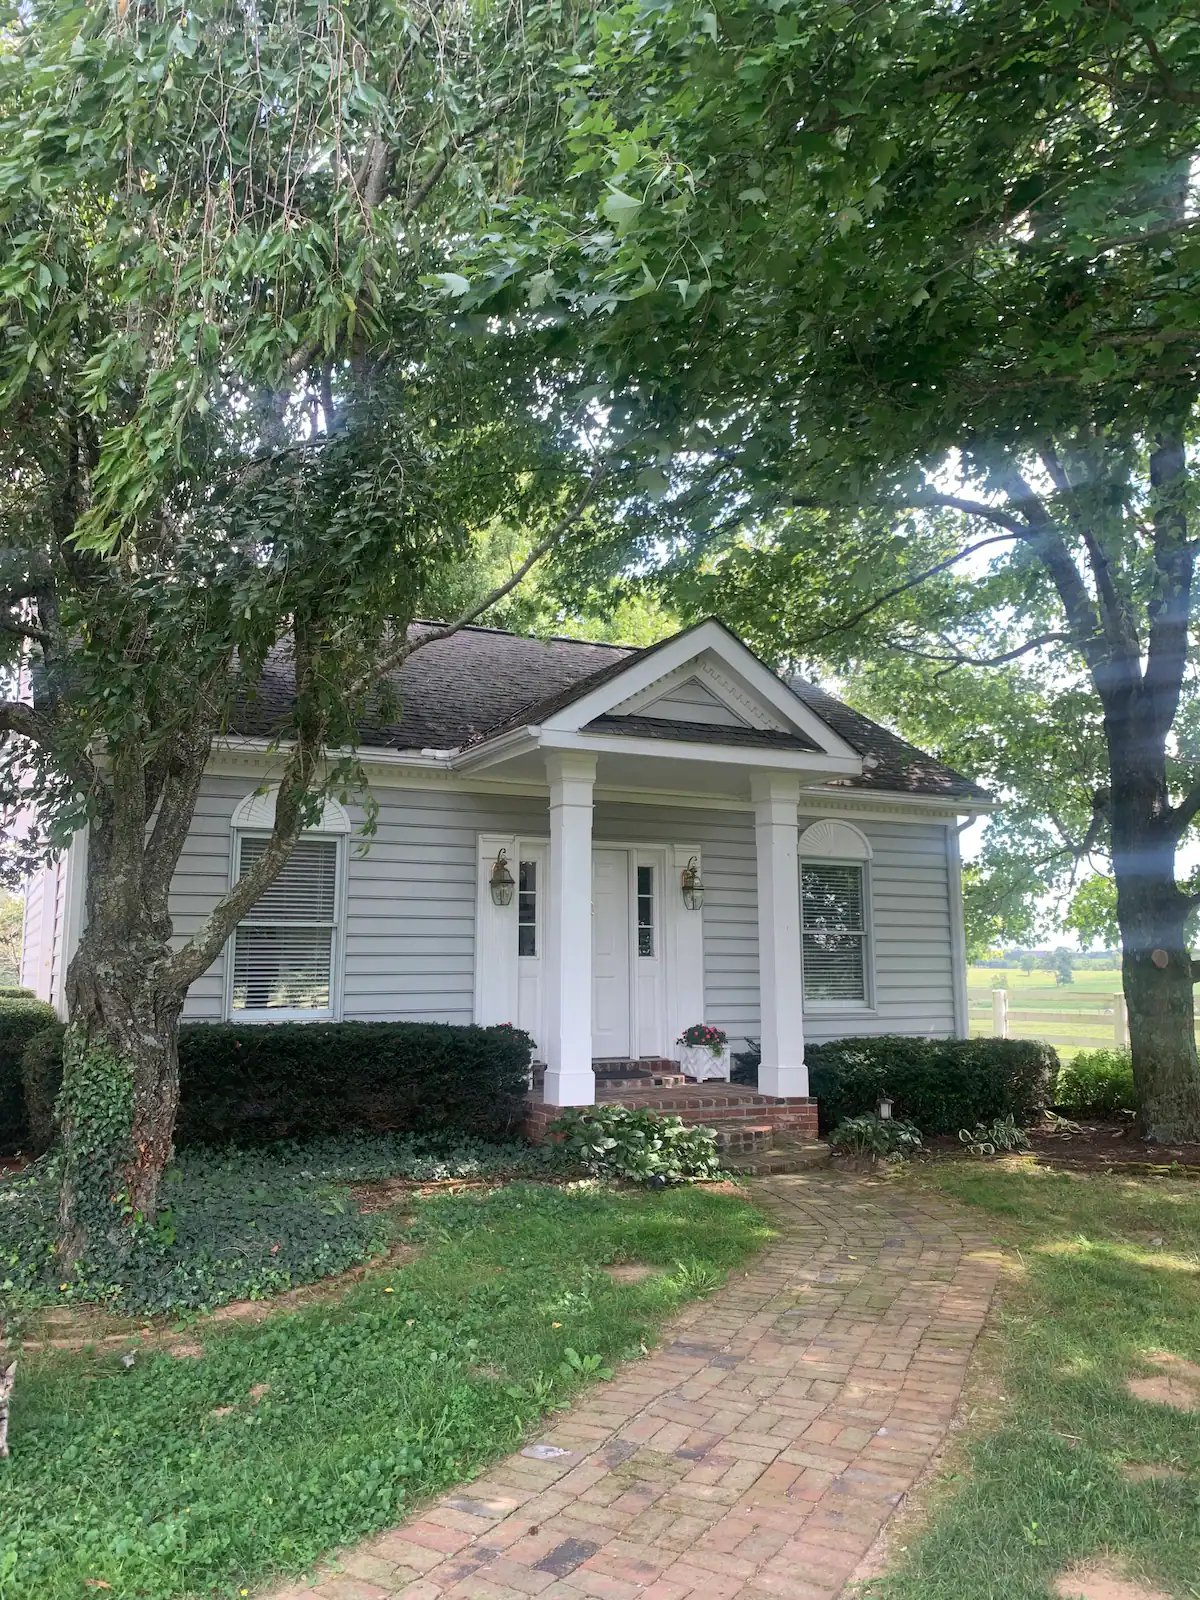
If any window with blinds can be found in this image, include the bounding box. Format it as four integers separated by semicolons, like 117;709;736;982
800;861;868;1003
230;833;341;1015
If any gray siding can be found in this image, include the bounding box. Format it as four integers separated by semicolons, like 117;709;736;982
175;776;548;1023
176;775;959;1045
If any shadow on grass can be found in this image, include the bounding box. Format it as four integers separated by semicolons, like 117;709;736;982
865;1163;1200;1600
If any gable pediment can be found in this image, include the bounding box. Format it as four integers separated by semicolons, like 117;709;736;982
534;619;862;766
610;654;788;732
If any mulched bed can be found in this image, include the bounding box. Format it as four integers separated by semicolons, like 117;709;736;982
1027;1118;1200;1175
925;1118;1200;1177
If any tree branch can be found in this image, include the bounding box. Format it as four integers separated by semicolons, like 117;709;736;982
790;533;1017;651
349;462;608;699
401;95;517;221
885;630;1080;679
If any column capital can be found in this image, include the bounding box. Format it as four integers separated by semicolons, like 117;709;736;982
750;770;802;807
545;749;598;792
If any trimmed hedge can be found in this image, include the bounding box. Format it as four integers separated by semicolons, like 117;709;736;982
22;1023;65;1153
0;996;59;1153
734;1032;1055;1135
21;1018;534;1151
808;1034;1055;1135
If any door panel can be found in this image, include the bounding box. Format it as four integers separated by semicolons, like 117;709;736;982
592;848;631;1057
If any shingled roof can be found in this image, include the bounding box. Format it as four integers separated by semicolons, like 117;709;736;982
231;621;988;803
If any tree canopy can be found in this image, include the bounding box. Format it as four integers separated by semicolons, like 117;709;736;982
0;0;632;1249
480;0;1200;1133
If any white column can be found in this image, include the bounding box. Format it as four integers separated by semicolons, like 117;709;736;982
751;772;808;1098
543;751;597;1106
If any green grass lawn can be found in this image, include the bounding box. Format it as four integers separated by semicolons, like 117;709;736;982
868;1162;1200;1600
0;1181;770;1600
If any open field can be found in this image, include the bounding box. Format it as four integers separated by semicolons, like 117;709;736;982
967;965;1200;1060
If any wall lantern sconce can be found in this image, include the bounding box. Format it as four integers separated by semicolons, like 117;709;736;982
489;848;515;906
877;1095;893;1121
680;856;705;911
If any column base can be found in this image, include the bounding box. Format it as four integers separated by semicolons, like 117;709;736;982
759;1062;810;1099
541;1067;596;1109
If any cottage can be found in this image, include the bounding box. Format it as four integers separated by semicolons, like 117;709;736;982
23;618;988;1128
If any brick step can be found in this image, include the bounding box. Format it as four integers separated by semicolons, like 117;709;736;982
594;1071;689;1091
599;1089;776;1114
708;1120;776;1156
734;1138;832;1176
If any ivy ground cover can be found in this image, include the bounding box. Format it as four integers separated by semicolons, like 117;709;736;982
869;1164;1200;1599
0;1179;769;1600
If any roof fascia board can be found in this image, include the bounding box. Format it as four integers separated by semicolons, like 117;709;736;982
213;734;992;810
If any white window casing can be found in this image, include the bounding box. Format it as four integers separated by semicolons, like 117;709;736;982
227;787;351;1023
798;819;874;1009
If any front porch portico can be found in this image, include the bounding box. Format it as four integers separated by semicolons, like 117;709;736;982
536;751;814;1111
463;619;869;1123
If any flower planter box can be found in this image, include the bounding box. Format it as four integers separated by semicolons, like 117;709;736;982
679;1042;731;1082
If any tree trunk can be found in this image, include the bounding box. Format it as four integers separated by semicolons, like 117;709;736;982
1109;759;1200;1143
57;936;183;1266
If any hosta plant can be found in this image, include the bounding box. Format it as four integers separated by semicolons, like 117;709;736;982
547;1105;723;1184
959;1115;1031;1158
828;1114;923;1163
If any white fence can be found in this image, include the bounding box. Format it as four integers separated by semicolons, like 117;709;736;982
988;988;1128;1049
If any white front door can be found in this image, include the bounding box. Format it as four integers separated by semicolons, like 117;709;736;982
592;847;631;1057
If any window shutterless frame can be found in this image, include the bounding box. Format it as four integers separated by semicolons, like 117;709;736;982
225;830;347;1022
799;858;874;1008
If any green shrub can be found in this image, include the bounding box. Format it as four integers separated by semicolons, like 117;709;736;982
21;1021;66;1152
0;995;58;1154
548;1105;723;1184
175;1020;533;1144
17;1018;534;1150
1054;1048;1136;1117
828;1114;923;1161
805;1034;1055;1135
958;1114;1031;1156
0;984;34;998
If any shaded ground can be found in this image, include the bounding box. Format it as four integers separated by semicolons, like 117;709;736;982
0;1182;768;1600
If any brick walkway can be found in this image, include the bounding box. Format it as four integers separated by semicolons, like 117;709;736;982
268;1172;1001;1600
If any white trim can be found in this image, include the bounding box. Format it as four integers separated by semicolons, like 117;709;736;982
475;830;703;1070
538;728;863;778
543;751;597;1106
946;821;971;1037
537;620;861;758
209;738;993;818
669;843;705;1050
230;785;351;833
798;818;873;861
613;656;789;732
224;828;347;1024
473;832;519;1029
